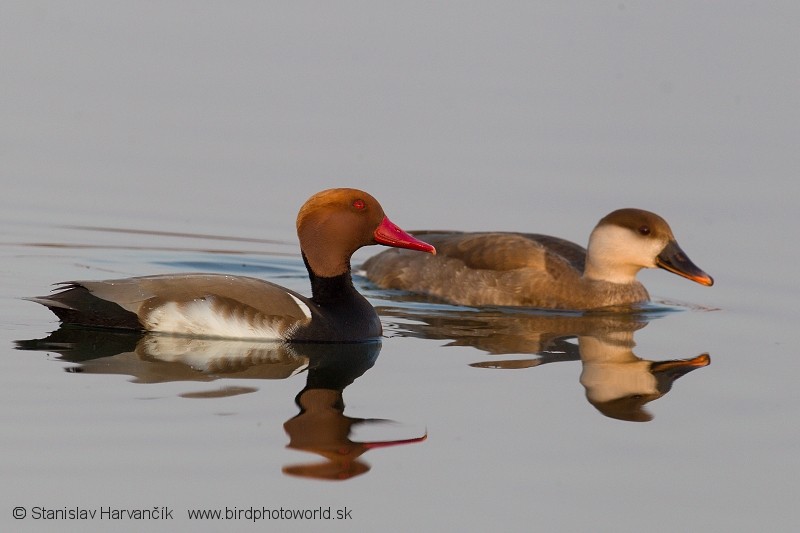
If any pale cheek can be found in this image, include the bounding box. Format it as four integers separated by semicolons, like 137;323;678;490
621;238;664;268
589;227;664;270
645;241;668;267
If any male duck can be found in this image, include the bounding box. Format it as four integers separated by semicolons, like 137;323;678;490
29;188;436;342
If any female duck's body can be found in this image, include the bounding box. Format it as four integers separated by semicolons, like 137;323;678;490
362;209;712;310
29;188;436;342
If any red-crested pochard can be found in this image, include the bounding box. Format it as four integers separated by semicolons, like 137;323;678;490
29;188;436;342
362;208;713;310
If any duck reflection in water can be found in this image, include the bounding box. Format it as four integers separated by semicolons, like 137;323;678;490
377;304;709;422
16;328;425;479
283;346;426;481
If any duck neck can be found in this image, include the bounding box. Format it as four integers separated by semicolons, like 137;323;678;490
583;226;647;284
582;258;641;285
303;252;357;305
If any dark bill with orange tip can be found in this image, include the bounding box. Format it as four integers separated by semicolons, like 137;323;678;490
373;217;436;255
650;353;711;374
656;240;714;286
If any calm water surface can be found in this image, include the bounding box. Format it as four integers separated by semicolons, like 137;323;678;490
2;213;797;532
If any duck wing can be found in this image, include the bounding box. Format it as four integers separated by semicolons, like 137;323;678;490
28;274;313;338
362;232;587;307
515;233;587;273
396;231;586;273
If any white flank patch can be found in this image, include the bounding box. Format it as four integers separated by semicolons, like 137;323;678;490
288;293;312;320
144;299;287;340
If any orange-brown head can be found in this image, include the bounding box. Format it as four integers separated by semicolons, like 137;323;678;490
297;188;435;277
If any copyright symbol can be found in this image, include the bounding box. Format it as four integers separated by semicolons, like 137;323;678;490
13;507;26;519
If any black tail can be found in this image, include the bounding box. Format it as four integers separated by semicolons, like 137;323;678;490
26;284;143;330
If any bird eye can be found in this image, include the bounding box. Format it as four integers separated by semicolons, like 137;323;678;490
352;199;366;210
638;225;650;235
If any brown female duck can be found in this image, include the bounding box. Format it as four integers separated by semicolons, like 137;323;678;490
362;208;712;310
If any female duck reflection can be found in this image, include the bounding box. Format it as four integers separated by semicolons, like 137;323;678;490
16;330;424;480
377;305;709;422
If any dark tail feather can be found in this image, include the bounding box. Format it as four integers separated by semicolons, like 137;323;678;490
25;284;143;330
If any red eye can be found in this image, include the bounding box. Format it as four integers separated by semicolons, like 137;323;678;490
352;199;366;210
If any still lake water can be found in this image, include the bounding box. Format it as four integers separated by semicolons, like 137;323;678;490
2;3;799;532
3;200;798;533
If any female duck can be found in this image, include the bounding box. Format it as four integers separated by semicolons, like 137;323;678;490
362;208;712;310
29;188;435;342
